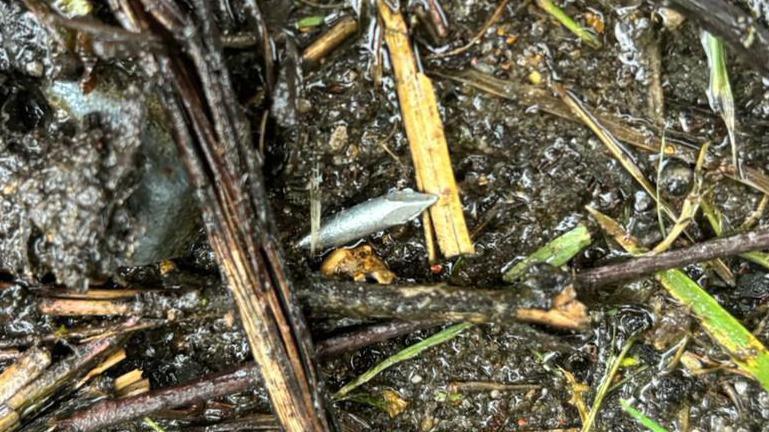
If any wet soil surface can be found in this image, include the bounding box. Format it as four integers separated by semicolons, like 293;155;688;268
4;0;769;430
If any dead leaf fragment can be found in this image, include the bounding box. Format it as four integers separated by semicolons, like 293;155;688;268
321;245;395;284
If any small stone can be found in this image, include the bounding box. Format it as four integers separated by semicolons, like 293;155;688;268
660;162;693;198
657;7;686;31
734;380;749;395
296;98;312;114
634;191;652;212
528;70;543;85
411;374;423;384
25;61;44;77
328;124;348;152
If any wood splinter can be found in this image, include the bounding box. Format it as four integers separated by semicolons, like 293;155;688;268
302;16;358;67
377;0;474;260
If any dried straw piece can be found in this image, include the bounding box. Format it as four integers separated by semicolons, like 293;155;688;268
377;0;474;259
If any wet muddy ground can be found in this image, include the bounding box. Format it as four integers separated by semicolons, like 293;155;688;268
4;0;769;430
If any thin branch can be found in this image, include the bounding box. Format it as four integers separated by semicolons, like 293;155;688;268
55;364;262;432
300;278;589;329
429;0;513;58
315;320;441;359
577;228;769;288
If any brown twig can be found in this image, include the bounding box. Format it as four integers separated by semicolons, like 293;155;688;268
302;16;358;67
577;228;769;288
37;288;220;318
43;289;142;299
0;318;163;350
54;324;423;431
448;381;540;393
55;364;262;432
430;0;513;58
38;298;132;316
315;320;441;359
0;347;51;404
36;278;587;329
300;278;589;329
54;318;572;431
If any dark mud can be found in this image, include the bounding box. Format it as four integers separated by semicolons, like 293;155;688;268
3;0;769;430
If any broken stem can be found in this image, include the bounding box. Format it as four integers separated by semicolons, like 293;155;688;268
332;323;473;400
0;332;127;432
38;278;588;330
301;278;589;329
302;16;358;67
56;364;262;432
378;0;474;258
535;0;600;48
0;347;51;404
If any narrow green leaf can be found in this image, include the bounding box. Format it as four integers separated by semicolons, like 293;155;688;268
588;207;769;393
143;418;166;432
535;0;601;48
333;323;473;400
620;399;669;432
657;269;769;390
701;31;738;171
581;339;634;432
503;224;591;282
296;15;325;29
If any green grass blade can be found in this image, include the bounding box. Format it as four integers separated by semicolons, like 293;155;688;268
581;339;634;432
333;323;473;400
503;224;592;282
143;417;166;432
535;0;601;48
742;251;769;269
700;197;724;236
701;31;738;171
620;399;669;432
657;269;769;390
296;15;325;29
588;207;769;393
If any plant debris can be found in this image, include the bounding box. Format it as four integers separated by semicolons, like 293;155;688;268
320;244;396;284
4;0;769;430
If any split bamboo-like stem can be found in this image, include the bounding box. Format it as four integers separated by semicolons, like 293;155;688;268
377;0;474;258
